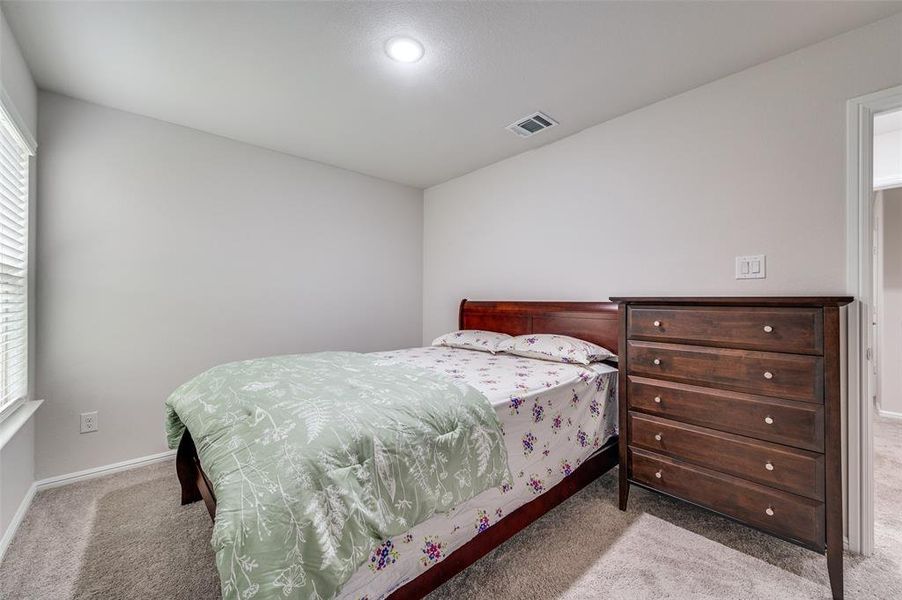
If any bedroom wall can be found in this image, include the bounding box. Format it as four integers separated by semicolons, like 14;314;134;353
0;6;38;551
34;92;423;479
875;125;902;189
879;188;902;417
422;12;902;342
0;416;33;549
1;9;36;136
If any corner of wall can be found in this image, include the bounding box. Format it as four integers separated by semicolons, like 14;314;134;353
1;7;38;140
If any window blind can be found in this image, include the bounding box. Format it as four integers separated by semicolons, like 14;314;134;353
0;103;30;419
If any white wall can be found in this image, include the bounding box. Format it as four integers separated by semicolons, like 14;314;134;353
0;417;33;546
0;4;38;553
1;9;36;137
879;188;902;417
423;13;902;342
875;127;902;189
35;93;423;479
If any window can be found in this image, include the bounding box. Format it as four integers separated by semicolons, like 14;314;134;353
0;100;32;420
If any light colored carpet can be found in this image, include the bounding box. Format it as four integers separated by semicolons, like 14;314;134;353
0;461;218;600
2;419;901;599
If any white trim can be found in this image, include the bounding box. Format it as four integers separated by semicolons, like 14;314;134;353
0;399;41;451
845;83;902;558
34;449;177;491
0;397;26;425
0;481;36;563
877;409;902;421
874;191;884;413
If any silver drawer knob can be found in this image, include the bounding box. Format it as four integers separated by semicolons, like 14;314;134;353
653;358;661;365
654;396;662;404
763;371;773;380
655;470;662;479
763;325;774;333
765;461;774;471
653;320;662;327
765;507;775;517
654;433;662;441
764;416;774;425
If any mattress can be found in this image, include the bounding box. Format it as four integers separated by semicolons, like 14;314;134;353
339;346;619;600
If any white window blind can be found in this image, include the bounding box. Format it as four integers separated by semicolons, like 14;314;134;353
0;102;30;419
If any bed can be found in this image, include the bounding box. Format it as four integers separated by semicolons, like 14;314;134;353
171;300;621;599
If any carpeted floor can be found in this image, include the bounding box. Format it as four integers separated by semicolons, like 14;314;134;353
2;419;901;599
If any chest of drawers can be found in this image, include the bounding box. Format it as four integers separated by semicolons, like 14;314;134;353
611;297;851;600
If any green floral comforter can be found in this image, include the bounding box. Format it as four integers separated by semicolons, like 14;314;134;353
165;352;510;600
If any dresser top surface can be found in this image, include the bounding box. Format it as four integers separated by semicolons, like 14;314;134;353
609;296;853;307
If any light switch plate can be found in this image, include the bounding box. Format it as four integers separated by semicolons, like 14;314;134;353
736;255;766;280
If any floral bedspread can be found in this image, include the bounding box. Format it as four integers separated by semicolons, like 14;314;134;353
164;352;510;600
338;346;618;600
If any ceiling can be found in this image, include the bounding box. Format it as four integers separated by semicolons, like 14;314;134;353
4;1;902;188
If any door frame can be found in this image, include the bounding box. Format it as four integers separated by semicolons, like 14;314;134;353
845;84;902;556
873;190;883;415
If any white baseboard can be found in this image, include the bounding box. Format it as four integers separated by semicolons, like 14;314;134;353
0;481;36;563
35;449;177;491
877;409;902;421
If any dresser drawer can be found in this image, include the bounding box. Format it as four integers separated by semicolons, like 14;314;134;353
628;376;824;451
627;341;824;403
629;448;825;548
627;306;823;354
629;412;823;499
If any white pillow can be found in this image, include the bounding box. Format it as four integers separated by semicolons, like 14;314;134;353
431;330;511;353
497;334;615;365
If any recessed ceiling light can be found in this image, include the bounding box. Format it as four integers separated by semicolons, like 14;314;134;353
385;37;425;63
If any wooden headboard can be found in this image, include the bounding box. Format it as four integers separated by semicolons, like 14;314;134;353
459;299;620;354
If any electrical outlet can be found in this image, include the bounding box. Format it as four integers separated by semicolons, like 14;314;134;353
80;411;98;434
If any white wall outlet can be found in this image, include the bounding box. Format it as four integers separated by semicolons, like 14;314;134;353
80;411;98;434
736;255;766;280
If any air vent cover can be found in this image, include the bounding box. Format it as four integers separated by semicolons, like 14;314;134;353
507;111;558;138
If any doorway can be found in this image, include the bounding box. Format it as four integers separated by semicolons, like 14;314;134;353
847;85;902;558
872;108;902;561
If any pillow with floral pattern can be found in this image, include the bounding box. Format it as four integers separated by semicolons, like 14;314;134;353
431;330;512;354
496;334;615;365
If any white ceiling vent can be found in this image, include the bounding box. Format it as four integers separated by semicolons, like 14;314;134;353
506;112;558;138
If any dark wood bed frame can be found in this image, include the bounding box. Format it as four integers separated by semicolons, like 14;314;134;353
176;299;620;598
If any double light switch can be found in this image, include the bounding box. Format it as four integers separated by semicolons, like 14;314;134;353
736;255;766;280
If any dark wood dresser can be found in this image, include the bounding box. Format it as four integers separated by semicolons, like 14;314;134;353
610;297;852;600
